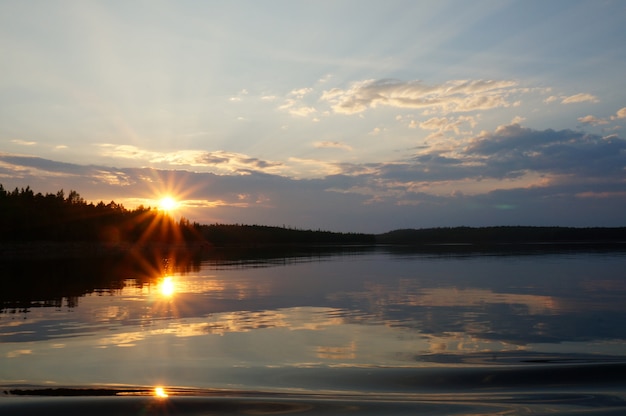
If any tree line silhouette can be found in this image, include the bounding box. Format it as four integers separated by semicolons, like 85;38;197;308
376;226;626;245
0;185;374;247
0;185;198;243
2;184;625;251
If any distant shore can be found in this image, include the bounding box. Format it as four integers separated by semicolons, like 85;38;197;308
2;226;626;260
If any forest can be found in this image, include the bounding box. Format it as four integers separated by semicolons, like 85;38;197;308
0;185;374;247
1;185;625;251
376;226;626;245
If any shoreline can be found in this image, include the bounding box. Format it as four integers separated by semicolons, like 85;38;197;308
1;240;625;261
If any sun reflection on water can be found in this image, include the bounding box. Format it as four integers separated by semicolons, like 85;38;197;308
159;276;176;297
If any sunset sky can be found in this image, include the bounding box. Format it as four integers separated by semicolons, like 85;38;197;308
1;0;625;233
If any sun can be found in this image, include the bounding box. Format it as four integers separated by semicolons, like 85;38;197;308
154;386;169;398
158;196;178;212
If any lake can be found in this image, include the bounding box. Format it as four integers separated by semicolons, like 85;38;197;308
2;246;626;415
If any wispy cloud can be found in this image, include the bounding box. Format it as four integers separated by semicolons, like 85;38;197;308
313;141;353;151
279;99;317;117
2;137;626;233
321;79;520;115
98;145;284;175
578;115;609;126
577;106;626;126
545;93;600;104
11;139;37;146
417;115;477;135
560;93;599;104
229;89;249;102
614;107;626;120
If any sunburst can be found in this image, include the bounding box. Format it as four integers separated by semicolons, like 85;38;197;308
158;196;178;212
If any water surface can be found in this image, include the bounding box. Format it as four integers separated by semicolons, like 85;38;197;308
2;247;626;414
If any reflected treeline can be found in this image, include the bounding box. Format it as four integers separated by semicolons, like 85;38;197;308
198;245;377;268
379;241;626;257
0;250;201;313
0;245;374;312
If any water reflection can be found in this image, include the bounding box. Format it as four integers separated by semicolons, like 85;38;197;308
1;248;626;390
159;277;176;298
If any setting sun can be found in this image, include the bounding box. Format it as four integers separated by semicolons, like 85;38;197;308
154;386;169;398
158;196;178;212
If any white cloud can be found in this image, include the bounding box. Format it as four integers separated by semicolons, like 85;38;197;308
578;115;608;125
278;98;317;117
577;107;626;126
611;107;626;120
417;116;477;135
11;139;37;146
321;78;519;115
98;144;284;175
289;106;317;117
313;141;353;151
290;87;313;98
561;93;599;104
229;89;249;102
419;117;450;130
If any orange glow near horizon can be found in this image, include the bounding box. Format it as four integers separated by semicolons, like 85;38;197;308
154;386;169;398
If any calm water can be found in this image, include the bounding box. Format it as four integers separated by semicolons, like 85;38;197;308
2;247;626;415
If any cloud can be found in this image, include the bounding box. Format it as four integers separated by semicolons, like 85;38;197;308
229;89;249;102
2;121;625;233
278;98;317;117
418;117;450;130
11;139;37;146
578;115;608;125
0;154;89;176
544;93;599;105
577;106;626;126
418;116;477;135
321;78;519;115
289;87;313;98
611;107;626;120
560;93;599;104
465;123;626;179
313;141;353;151
98;145;284;175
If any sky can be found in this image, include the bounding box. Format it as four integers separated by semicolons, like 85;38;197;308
1;0;625;233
